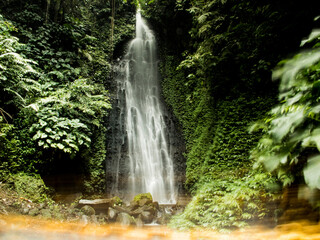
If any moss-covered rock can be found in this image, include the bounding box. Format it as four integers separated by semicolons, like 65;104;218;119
80;205;96;216
111;196;123;206
133;193;153;202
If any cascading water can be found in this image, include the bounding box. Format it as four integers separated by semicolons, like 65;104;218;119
110;11;176;204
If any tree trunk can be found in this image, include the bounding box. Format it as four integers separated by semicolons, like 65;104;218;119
45;0;51;23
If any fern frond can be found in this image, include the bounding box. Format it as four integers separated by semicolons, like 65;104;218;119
4;88;26;105
198;24;211;37
198;13;211;24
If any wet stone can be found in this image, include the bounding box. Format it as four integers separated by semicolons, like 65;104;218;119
140;211;153;223
138;198;152;207
135;215;144;227
107;207;118;221
116;212;136;226
128;200;139;211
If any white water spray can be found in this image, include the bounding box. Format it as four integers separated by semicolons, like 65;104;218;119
112;12;176;204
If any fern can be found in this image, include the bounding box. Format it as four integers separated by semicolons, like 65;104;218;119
0;16;39;109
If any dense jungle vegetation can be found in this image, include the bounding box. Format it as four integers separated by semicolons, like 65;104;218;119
1;0;320;231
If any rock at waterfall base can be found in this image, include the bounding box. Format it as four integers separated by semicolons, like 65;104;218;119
107;207;118;221
80;205;95;216
116;212;136;226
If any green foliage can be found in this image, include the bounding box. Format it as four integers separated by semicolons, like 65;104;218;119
0;14;39;109
6;173;52;203
27;78;111;154
0;118;21;180
160;53;278;229
161;56;275;190
157;0;318;99
251;34;320;188
0;115;44;181
0;16;41;178
0;1;135;192
81;129;107;194
170;171;279;230
154;0;308;230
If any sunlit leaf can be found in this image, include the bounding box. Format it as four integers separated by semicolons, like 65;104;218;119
304;154;320;189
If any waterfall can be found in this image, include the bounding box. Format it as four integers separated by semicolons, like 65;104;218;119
111;11;176;204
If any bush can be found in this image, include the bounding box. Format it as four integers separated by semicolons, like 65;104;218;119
170;171;280;230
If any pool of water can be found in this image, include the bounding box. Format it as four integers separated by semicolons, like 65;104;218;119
0;215;320;240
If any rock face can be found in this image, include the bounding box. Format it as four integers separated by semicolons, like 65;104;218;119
77;193;184;226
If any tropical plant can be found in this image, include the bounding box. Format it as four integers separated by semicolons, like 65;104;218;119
0;14;39;110
250;29;320;188
27;78;111;154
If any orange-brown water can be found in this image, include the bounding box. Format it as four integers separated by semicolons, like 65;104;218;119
0;215;320;240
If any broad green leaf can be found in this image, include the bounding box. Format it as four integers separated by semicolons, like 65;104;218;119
39;119;47;127
304;154;320;189
57;143;65;150
269;108;305;142
302;128;320;151
40;132;48;139
69;143;79;151
45;127;52;133
259;156;280;172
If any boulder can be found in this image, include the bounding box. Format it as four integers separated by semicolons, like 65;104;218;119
38;202;46;210
97;213;108;224
128;200;139;211
81;205;96;216
78;198;118;214
155;211;171;225
138;198;152;207
131;205;155;217
21;207;30;215
152;201;160;210
116;212;136;226
52;211;64;221
107;207;118;221
133;193;153;202
135;215;144;227
140;211;154;224
113;205;132;215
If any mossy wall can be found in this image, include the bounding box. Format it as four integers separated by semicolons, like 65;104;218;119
160;56;276;191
